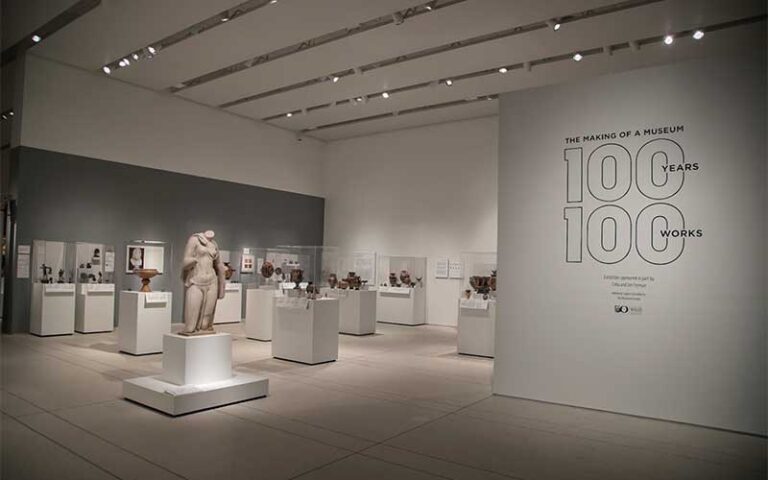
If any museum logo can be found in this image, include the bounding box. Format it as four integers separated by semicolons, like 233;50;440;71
614;305;642;315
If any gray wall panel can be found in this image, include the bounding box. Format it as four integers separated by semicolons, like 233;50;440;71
7;146;324;332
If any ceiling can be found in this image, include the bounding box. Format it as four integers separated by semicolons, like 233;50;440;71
4;0;766;141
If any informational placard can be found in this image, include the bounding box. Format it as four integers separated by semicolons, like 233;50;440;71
16;245;30;279
241;254;255;273
435;257;449;278
448;260;463;279
144;292;168;304
224;283;241;292
459;296;489;310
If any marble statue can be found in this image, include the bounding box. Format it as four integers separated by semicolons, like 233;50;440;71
181;230;226;335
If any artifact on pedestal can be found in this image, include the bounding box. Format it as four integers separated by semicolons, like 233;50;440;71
469;275;491;295
289;268;303;288
489;270;497;292
399;270;415;288
327;273;338;288
180;230;226;336
344;272;362;290
260;261;274;278
224;262;236;281
40;264;52;283
388;272;398;287
134;268;159;292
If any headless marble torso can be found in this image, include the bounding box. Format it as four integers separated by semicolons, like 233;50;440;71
181;231;226;335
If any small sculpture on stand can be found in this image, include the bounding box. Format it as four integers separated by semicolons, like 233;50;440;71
57;269;65;284
399;270;415;288
464;289;472;299
388;272;398;287
344;272;362;290
40;264;52;283
274;267;284;281
97;272;103;284
489;270;497;292
305;282;318;299
327;273;338;289
469;275;491;295
180;230;226;336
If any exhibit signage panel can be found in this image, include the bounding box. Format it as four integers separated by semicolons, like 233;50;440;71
494;53;766;434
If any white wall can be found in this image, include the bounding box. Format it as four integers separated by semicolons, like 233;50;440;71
20;55;324;197
495;52;766;435
323;117;498;326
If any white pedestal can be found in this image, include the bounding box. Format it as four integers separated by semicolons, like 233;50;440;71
30;283;76;336
244;288;283;341
273;298;339;364
118;291;172;355
377;287;426;325
162;333;232;385
123;333;268;416
327;289;377;335
457;299;496;358
213;283;242;324
75;284;115;333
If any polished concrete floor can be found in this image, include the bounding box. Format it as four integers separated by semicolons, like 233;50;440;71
1;322;765;480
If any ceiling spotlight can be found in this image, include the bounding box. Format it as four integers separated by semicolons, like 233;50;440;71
102;66;112;74
573;53;583;62
498;67;508;73
663;34;674;45
445;79;453;86
132;53;140;60
332;76;339;83
1;114;6;120
382;92;390;99
286;112;292;117
693;30;704;40
147;46;157;55
31;34;42;43
270;0;278;3
392;12;405;25
356;96;364;102
118;60;127;67
9;111;14;116
546;20;560;31
425;1;436;11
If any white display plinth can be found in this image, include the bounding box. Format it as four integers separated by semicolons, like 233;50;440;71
213;282;242;324
273;298;339;364
377;286;426;325
325;289;377;335
30;283;76;336
457;299;496;358
75;284;115;333
123;333;268;416
244;288;283;341
118;291;172;355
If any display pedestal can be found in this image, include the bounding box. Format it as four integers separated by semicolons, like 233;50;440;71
326;289;377;335
244;288;283;341
123;333;268;416
118;291;172;355
75;284;115;333
213;283;242;324
377;287;426;325
273;298;339;364
457;299;496;358
30;283;76;336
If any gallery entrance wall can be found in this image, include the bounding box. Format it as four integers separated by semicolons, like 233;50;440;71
494;51;767;435
6;147;325;333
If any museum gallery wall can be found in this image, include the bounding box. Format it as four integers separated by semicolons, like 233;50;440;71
6;147;325;333
495;51;767;435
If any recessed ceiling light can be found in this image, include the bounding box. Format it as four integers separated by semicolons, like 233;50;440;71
332;76;339;83
663;34;674;45
270;0;278;4
31;34;42;43
498;67;508;73
382;92;390;99
692;30;704;40
286;112;292;117
102;66;112;74
356;97;364;102
123;58;130;66
445;79;453;86
132;53;139;60
546;20;560;31
118;60;126;67
9;111;14;116
573;53;583;62
147;46;157;55
221;17;229;22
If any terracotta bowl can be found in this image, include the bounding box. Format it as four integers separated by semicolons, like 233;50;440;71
134;268;159;292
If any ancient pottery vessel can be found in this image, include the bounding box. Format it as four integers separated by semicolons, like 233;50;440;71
134;268;159;292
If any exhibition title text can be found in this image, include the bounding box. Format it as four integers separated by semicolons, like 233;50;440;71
564;125;684;144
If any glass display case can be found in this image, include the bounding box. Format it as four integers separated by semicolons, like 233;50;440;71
376;255;427;325
238;246;267;288
459;252;497;302
376;255;426;290
268;245;340;291
324;250;376;290
31;240;77;336
75;242;115;286
123;239;172;292
33;240;75;284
